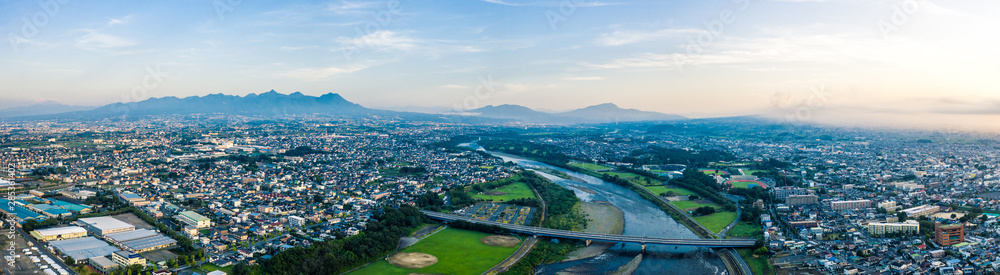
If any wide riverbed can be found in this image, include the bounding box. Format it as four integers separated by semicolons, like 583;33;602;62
465;144;727;274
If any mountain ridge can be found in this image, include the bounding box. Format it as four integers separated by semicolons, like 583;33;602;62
10;91;687;124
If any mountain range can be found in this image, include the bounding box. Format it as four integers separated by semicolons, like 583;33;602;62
10;91;686;124
0;102;96;118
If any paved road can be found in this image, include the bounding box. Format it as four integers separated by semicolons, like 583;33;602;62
424;211;756;247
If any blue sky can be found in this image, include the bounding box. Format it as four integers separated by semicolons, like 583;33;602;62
2;0;999;125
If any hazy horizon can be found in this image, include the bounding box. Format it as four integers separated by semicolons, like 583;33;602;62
2;0;999;129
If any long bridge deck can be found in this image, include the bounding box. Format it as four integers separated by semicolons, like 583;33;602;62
422;210;756;248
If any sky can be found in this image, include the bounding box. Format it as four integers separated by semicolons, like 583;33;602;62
1;0;999;129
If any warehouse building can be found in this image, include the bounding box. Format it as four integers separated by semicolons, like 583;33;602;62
88;256;118;275
30;226;87;241
79;217;135;237
176;211;212;228
50;237;120;264
105;229;177;253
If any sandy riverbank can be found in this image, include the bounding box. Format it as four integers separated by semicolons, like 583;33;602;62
562;201;625;262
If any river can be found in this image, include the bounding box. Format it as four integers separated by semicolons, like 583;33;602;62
463;144;727;274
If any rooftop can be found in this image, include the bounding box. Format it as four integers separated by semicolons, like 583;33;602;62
32;226;86;237
177;211;210;222
50;237;120;260
79;217;136;231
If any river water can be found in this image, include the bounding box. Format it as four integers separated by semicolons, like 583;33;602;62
464;145;726;274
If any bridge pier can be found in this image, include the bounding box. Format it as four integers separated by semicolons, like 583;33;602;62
641;243;646;253
585;240;591;246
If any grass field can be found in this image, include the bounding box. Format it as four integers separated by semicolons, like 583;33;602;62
200;263;234;274
727;221;763;238
741;169;768;176
670;200;720;210
569;162;613;171
472;182;536;202
644;185;696;196
737;248;775;275
693;211;739;234
350;228;519;275
669;200;737;234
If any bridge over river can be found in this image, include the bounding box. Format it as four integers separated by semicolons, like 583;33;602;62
422;210;756;249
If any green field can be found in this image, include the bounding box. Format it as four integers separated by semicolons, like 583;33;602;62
200;263;234;274
350;228;520;275
728;180;767;189
473;182;536;202
670;200;719;210
693;211;738;234
727;221;763;238
569;162;613;171
669;200;737;234
741;170;768;176
644;185;696;197
737;248;775;275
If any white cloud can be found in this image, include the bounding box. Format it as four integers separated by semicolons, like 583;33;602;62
595;28;698;46
564;76;604;81
76;30;138;49
336;30;417;52
480;0;618;7
327;1;378;14
107;15;134;26
281;63;372;81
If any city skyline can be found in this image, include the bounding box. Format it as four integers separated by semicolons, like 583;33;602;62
2;0;999;129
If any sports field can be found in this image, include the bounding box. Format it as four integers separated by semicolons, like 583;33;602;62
473;182;536;202
350;228;520;275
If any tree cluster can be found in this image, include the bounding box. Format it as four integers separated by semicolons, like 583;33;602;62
261;206;430;275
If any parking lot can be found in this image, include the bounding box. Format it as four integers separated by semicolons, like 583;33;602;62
2;229;43;275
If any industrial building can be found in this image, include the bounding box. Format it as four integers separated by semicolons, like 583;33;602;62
176;211;212;228
49;237;121;264
112;251;146;267
79;217;135;237
89;256;118;274
30;226;87;241
104;229;178;253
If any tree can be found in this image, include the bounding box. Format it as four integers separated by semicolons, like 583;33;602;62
897;211;908;221
754;246;769;255
233;263;251;275
64;256;75;265
951;213;957;219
